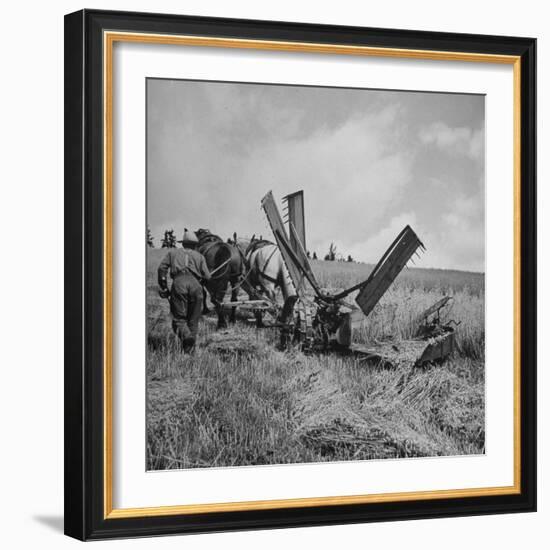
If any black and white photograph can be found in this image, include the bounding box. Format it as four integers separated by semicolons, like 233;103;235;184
0;0;543;545
146;78;485;471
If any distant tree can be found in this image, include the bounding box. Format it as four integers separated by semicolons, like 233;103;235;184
146;225;154;248
312;252;318;260
168;230;177;248
306;250;311;259
347;254;354;262
161;229;177;248
324;242;337;261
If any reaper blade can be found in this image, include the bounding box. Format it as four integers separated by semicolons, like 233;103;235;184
261;191;306;296
355;225;424;318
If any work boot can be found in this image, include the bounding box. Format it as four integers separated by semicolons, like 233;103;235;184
182;337;196;354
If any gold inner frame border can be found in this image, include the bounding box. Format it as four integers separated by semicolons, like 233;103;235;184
103;30;522;520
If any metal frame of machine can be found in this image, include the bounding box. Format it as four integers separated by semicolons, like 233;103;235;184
260;190;457;366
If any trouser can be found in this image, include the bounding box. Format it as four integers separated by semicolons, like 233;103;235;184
169;272;203;351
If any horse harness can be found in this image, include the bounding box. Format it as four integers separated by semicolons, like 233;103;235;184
250;244;279;285
198;237;232;280
196;236;278;301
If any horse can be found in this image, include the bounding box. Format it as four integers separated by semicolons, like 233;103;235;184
238;235;297;327
195;228;245;328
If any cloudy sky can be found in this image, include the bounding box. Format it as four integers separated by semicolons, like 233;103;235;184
147;79;485;272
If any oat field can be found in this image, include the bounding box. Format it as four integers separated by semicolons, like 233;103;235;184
146;248;485;470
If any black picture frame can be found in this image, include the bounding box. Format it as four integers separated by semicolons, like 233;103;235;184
64;9;536;541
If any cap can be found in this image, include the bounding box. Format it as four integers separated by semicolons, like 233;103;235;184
178;229;199;245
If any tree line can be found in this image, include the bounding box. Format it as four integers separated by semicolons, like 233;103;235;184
147;226;177;248
147;226;355;262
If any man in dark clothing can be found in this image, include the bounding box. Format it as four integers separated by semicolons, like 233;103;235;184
158;229;211;353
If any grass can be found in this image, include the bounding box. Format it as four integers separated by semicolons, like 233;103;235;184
146;249;485;470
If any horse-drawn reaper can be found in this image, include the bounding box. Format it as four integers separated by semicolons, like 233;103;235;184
195;190;457;367
193;226;295;329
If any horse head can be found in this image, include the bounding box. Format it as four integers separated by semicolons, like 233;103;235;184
196;228;224;246
195;228;211;241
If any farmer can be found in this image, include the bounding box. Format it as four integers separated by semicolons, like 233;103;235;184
158;229;211;353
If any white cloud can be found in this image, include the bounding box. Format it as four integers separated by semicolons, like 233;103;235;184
328;212;418;265
240;106;414;257
419;122;484;160
414;185;484;272
326;190;484;273
148;80;485;272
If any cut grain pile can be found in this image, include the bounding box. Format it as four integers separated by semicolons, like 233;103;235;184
202;329;269;358
289;363;467;460
289;368;397;459
356;339;432;368
148;378;196;424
